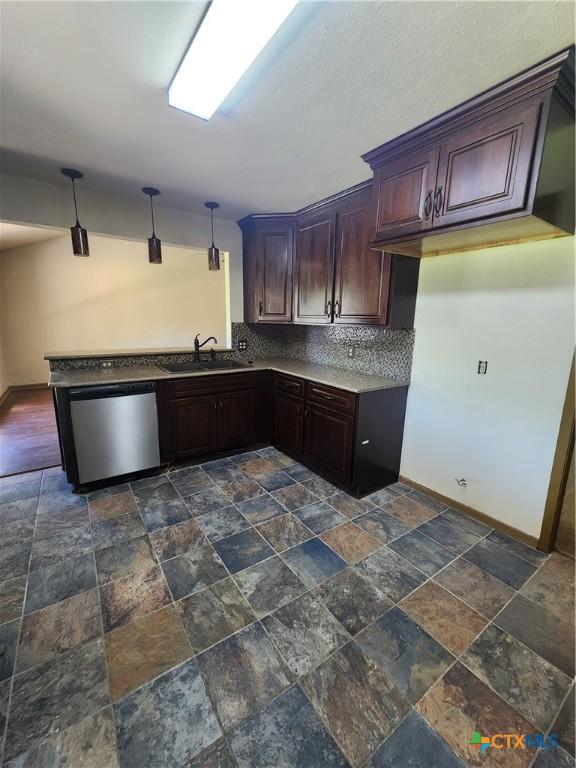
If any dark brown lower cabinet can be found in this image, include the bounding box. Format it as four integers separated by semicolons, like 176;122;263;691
271;373;408;496
273;391;304;456
169;395;219;462
158;372;267;463
158;370;408;496
303;403;354;481
218;389;258;450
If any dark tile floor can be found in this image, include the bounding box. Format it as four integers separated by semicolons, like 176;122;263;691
0;449;574;767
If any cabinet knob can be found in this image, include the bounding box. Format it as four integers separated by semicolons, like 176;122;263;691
434;186;443;216
325;301;332;317
334;300;341;317
258;301;263;316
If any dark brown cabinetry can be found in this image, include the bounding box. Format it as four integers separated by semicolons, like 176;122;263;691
363;47;574;256
240;183;419;329
294;185;394;326
158;373;266;463
294;211;336;323
271;372;407;495
372;146;439;242
303;404;354;481
273;391;304;456
334;195;391;325
169;395;219;462
241;217;294;323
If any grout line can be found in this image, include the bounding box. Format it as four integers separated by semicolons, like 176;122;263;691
1;459;566;766
0;474;41;765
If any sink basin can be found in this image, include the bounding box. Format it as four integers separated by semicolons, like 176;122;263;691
161;360;251;374
200;360;251;370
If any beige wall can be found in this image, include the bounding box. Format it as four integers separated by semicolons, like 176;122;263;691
401;236;575;539
0;234;229;386
0;172;244;322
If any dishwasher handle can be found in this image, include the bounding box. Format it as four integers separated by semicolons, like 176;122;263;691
68;382;156;400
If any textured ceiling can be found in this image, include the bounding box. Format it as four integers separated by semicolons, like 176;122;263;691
0;222;65;252
0;1;573;220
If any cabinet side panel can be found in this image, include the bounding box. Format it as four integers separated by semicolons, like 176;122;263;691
352;387;408;495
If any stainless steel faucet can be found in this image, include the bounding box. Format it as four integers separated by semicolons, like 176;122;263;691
194;334;218;361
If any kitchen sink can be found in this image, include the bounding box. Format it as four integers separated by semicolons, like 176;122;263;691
161;360;251;374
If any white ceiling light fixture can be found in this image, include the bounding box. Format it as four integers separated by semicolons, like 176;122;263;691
169;0;298;120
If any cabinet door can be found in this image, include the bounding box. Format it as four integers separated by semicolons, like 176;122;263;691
255;225;294;322
433;100;542;228
273;391;304;457
303;403;354;481
373;146;439;241
334;194;391;325
218;389;258;450
169;395;219;461
294;212;336;324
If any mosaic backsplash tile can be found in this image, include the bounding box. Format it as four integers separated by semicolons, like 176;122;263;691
49;324;414;381
232;323;414;380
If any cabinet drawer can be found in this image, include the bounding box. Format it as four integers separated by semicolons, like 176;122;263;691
275;373;304;398
305;381;356;414
169;372;260;398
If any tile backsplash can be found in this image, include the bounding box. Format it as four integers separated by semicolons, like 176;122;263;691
232;322;414;380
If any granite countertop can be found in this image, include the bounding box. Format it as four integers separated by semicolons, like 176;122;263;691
48;358;409;394
44;347;233;360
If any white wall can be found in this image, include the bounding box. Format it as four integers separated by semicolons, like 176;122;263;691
0;234;229;386
0;172;244;322
401;236;575;539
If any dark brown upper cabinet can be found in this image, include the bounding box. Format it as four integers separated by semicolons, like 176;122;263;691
294;210;336;324
372;146;439;241
240;216;294;323
363;47;574;257
334;190;391;325
239;183;419;329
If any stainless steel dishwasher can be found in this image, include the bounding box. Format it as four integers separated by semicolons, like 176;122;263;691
69;382;161;484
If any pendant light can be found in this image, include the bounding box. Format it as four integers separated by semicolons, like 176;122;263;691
61;168;89;256
142;187;162;264
205;201;220;271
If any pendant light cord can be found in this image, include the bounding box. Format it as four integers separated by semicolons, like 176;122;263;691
210;208;215;245
149;195;156;236
71;178;80;225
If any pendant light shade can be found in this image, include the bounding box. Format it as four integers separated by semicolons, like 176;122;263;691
205;202;221;271
61;168;89;256
142;187;162;264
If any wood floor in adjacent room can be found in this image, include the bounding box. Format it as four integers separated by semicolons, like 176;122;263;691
0;387;61;477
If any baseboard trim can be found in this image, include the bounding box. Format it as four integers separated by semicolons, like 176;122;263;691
399;475;539;549
0;383;49;408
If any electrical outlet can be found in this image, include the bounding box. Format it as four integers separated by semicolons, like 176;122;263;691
101;361;112;368
238;339;248;351
348;346;355;359
477;361;488;374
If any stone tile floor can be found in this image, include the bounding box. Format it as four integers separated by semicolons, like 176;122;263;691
0;447;574;767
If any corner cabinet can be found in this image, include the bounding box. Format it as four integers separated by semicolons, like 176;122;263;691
272;372;408;495
240;217;295;323
363;47;575;256
240;182;420;329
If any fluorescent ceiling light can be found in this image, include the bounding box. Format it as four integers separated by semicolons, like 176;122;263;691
169;0;298;120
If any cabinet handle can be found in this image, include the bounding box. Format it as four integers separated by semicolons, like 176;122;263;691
312;388;335;400
258;301;263;317
334;300;341;317
304;407;310;420
423;190;433;220
325;300;332;317
212;401;218;411
434;186;443;216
